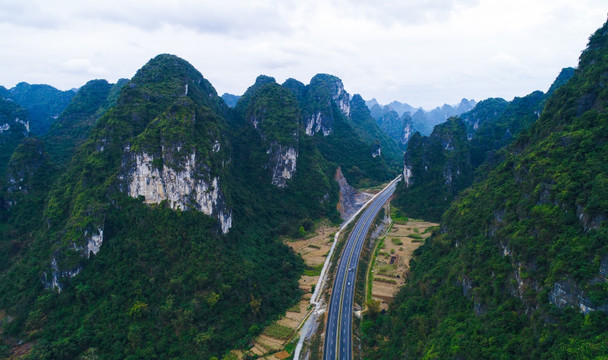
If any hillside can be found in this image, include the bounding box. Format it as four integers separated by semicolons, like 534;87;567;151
6;83;75;135
371;21;608;359
393;118;473;222
370;98;476;142
393;67;575;223
0;97;29;179
44;79;128;166
0;55;305;359
0;53;404;359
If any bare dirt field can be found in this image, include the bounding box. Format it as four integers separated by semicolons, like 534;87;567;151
369;219;438;311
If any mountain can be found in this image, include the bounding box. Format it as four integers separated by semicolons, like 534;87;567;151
394;118;473;222
221;93;240;108
394;67;576;223
374;107;415;148
281;73;401;187
0;97;29;178
415;98;477;135
0;54;403;358
6;82;75;135
373;20;608;359
463;68;575;169
348;94;403;169
468;90;545;169
0;55;306;359
44;79;128;166
459;97;510;138
369;98;476;140
386;100;418;116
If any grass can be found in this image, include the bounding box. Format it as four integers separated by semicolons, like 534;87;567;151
287;303;301;313
374;277;397;284
307;244;321;249
263;323;293;340
303;263;324;277
423;226;439;234
391;238;403;245
390;206;409;225
377;264;397;275
411;239;424;243
408;233;423;240
366;237;385;301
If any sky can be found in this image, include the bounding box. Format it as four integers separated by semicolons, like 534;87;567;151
0;1;606;109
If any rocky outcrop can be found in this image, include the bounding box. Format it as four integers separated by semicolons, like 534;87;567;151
335;167;372;220
121;150;232;233
267;143;297;188
549;279;608;314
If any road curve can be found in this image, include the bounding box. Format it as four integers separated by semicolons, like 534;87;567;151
323;180;398;360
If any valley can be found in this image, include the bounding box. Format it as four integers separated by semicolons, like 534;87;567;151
1;14;607;360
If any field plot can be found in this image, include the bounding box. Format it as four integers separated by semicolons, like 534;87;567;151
369;219;438;311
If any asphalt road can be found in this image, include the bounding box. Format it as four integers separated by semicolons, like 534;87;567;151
323;181;398;360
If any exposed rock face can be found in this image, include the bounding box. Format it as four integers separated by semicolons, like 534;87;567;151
401;115;413;144
46;257;81;292
267;143;297;188
335;167;372;220
305;111;331;136
305;74;351;136
549;279;608;314
122;150;232;233
371;144;381;158
85;227;104;257
402;165;412;187
332;80;351;117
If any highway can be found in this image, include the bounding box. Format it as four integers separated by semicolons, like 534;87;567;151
323;180;398;360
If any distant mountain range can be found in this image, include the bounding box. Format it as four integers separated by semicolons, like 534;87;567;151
365;97;476;147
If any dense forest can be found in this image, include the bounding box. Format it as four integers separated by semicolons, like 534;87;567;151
0;55;400;359
363;20;608;359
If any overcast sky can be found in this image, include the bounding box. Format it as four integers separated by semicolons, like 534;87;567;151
0;0;606;109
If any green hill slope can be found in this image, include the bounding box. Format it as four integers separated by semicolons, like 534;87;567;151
372;21;608;359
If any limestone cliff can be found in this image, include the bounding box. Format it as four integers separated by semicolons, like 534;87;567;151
121;149;232;233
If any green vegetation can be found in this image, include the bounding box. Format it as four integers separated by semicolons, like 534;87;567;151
6;82;75;135
262;323;293;340
303;263;324;277
390;206;409;225
0;98;29;178
0;54;403;359
365;20;608;359
44;79;126;166
394;118;473;222
390;238;403;245
0;55;307;359
374;278;397;284
366;238;385;301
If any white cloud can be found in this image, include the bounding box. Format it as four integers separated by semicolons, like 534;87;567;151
62;58;107;75
0;0;606;108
